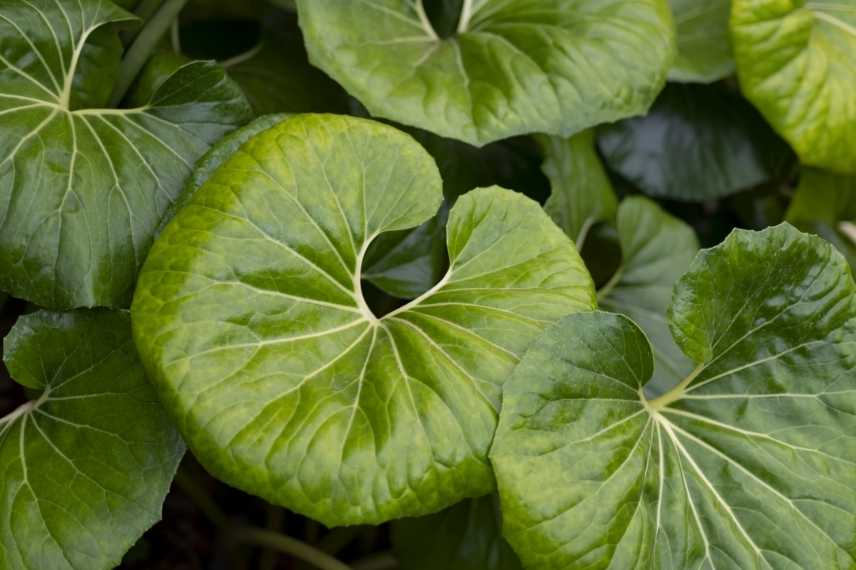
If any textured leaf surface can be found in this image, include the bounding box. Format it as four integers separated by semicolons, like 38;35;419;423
598;197;698;396
393;495;522;570
492;224;856;569
539;131;617;248
598;84;792;201
0;0;251;309
132;114;595;526
296;0;675;145
0;310;184;570
669;0;733;82
732;0;856;173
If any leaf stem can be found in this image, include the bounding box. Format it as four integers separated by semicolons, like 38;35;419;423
595;266;624;304
173;469;229;529
352;552;398;570
110;0;189;107
645;364;704;410
232;527;352;570
457;0;474;33
121;0;165;46
414;0;438;40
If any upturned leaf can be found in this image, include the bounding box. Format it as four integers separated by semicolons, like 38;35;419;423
0;310;184;570
132;114;595;526
296;0;675;146
0;0;252;309
732;0;856;173
492;223;856;569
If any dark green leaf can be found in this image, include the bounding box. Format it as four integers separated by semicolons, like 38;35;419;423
0;0;252;309
492;224;856;569
598;83;793;201
0;310;184;570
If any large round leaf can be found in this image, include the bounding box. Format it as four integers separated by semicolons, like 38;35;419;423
492;224;856;569
0;0;252;309
296;0;675;146
132;114;595;526
0;310;184;570
598;83;793;201
732;0;856;173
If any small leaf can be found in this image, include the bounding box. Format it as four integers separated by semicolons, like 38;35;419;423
538;131;617;248
296;0;675;145
598;197;699;396
732;0;856;173
598;83;793;201
668;0;733;82
392;495;522;570
132;114;595;526
492;223;856;569
0;310;184;570
0;0;252;309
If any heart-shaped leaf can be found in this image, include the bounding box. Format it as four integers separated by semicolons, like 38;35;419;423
539;131;617;249
669;0;733;82
492;223;856;569
598;196;698;397
392;495;522;570
598;83;793;201
296;0;675;146
732;0;856;173
0;310;184;570
0;0;252;309
132;114;595;526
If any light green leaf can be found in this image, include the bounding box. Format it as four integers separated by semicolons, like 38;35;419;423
669;0;734;82
598;83;793;201
598;197;698;397
0;310;184;570
392;495;522;570
296;0;675;146
538;131;617;249
492;223;856;569
131;114;595;526
0;0;252;309
787;168;856;225
732;0;856;173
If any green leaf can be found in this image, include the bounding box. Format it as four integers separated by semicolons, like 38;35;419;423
392;495;522;570
131;114;595;526
598;197;698;397
538;130;617;248
492;223;856;569
0;0;252;309
732;0;856;174
598;83;793;201
0;310;184;570
787;169;856;225
669;0;733;82
296;0;675;145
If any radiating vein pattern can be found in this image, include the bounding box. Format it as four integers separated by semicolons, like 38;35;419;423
0;311;183;570
492;225;856;569
0;0;250;308
132;114;594;526
297;0;674;145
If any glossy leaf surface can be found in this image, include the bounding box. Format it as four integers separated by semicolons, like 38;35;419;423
0;0;251;309
492;224;856;569
297;0;675;145
132;114;595;526
0;310;184;570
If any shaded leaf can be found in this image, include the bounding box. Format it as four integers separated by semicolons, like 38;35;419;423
132;114;595;526
669;0;733;82
0;310;184;570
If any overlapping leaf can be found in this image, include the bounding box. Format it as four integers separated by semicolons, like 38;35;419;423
0;310;184;570
669;0;733;82
297;0;675;145
732;0;856;173
132;114;595;526
492;224;856;569
0;0;251;309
